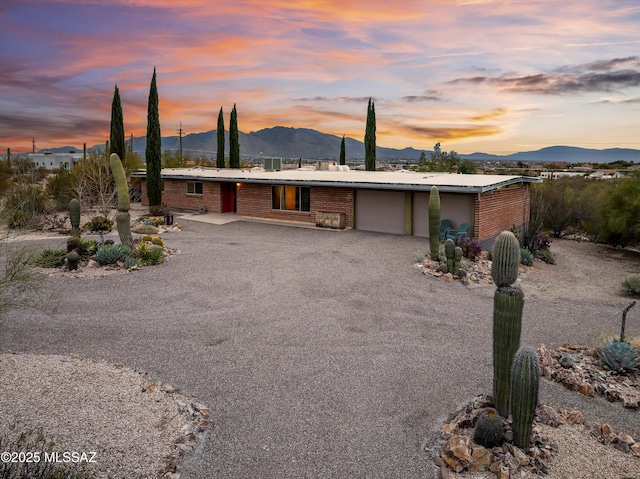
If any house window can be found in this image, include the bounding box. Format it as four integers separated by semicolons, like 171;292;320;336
186;181;203;195
272;186;310;212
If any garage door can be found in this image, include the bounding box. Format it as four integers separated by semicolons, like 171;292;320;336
354;189;405;235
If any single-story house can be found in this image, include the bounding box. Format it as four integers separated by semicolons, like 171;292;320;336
131;168;540;246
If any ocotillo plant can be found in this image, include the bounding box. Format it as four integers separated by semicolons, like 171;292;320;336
109;153;133;249
510;346;539;449
69;198;81;237
428;186;441;261
492;230;523;417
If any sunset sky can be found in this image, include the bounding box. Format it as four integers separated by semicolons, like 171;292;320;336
1;0;639;155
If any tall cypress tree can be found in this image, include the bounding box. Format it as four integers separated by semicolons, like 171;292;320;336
216;107;225;168
145;68;162;210
339;135;346;165
110;85;125;162
364;98;376;171
229;104;240;168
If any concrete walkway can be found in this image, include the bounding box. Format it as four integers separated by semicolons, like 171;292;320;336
2;219;638;478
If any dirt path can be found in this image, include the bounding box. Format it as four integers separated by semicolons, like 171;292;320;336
521;238;640;302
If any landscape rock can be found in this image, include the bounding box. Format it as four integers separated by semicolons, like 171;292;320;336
440;435;473;472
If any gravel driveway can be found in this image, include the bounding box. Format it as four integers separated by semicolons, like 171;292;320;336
2;219;639;478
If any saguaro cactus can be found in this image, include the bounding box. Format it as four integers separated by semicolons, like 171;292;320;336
69;198;81;237
454;246;463;274
510;346;539;449
428;186;441;261
444;238;455;273
109;153;133;249
492;230;523;417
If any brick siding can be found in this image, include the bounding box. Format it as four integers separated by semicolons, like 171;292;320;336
475;184;530;246
140;179;221;212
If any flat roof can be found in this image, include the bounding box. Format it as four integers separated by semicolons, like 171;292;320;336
131;168;540;193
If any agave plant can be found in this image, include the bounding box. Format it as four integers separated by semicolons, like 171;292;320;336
597;338;640;374
95;243;126;265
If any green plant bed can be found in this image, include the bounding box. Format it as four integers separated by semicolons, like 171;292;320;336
33;248;67;268
623;274;640;297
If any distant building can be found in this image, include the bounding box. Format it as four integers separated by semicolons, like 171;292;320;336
29;150;83;170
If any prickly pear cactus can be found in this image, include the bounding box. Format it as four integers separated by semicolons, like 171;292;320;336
109;153;133;249
69;198;81;237
428;186;441;261
510;346;539;449
473;408;504;448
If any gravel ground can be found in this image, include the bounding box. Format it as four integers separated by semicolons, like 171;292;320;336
1;219;639;478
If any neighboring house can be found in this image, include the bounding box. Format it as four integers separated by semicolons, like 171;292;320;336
131;168;540;247
29;150;83;170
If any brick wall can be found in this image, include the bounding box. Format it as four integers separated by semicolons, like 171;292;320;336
140;179;221;212
237;184;353;227
475;184;530;246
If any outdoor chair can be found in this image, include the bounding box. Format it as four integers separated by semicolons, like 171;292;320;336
446;222;470;242
439;219;453;240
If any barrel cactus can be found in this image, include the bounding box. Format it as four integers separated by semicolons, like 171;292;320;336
66;250;80;271
492;230;524;417
473;408;504;448
109;153;133;249
428;186;441;261
69;198;81;237
510;346;539;449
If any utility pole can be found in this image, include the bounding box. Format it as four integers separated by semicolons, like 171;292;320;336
177;122;184;160
32;138;36;153
129;133;134;153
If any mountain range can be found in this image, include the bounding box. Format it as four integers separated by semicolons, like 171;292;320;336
31;126;640;164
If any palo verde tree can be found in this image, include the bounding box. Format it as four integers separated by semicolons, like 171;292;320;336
217;107;225;168
340;135;346;165
229;104;240;168
110;84;125;161
364;98;376;171
145;68;162;212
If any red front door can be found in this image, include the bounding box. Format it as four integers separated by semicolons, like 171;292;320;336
221;183;236;213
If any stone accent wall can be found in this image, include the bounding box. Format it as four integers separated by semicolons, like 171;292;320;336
475;184;530;247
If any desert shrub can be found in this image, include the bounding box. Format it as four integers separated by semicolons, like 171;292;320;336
83;216;112;233
458;236;483;259
623;275;640;297
535;248;556;265
520;248;534;266
1;184;53;229
136;243;164;266
33;249;67;268
77;238;98;260
132;224;159;235
47;165;76;210
536;233;552;250
0;426;95;479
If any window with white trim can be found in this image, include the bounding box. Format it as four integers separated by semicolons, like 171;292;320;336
186;181;203;195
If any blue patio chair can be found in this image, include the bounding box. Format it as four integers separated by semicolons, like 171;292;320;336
446;222;470;242
439;219;453;240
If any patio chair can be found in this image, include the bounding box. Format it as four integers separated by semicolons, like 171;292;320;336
439;219;453;240
446;222;470;242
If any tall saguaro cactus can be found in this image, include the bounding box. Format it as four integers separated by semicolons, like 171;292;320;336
110;153;133;249
69;198;81;237
510;346;539;449
428;186;441;261
491;230;523;417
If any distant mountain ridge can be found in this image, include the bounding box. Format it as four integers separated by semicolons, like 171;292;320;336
28;126;640;163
